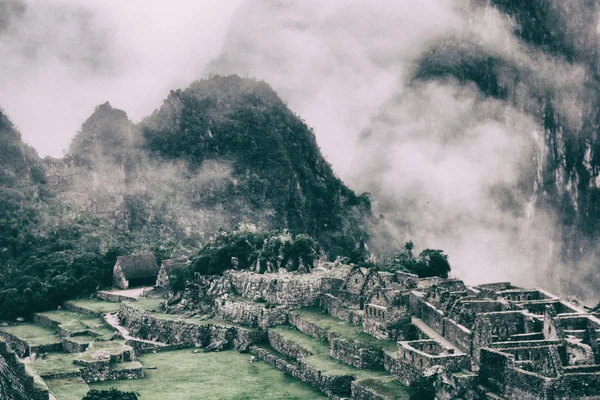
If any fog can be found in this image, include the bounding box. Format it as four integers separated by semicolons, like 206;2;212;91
2;0;599;296
0;0;242;157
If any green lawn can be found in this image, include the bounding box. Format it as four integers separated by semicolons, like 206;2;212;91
0;323;62;346
27;352;80;377
66;299;121;314
290;308;398;354
36;309;115;339
90;349;326;399
46;377;90;400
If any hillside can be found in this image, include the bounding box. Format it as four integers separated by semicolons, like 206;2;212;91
0;76;372;319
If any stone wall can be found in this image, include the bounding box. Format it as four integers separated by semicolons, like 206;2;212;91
288;312;335;342
330;338;383;369
63;301;105;317
215;298;288;329
249;345;355;398
62;338;90;353
321;293;363;323
393;341;471;385
118;303;265;351
351;380;387;400
225;270;344;308
419;301;444;334
0;331;29;358
97;291;137;302
443;318;472;354
267;329;313;360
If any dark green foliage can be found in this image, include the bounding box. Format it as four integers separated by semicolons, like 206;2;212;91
171;225;320;290
141;75;370;259
382;241;451;278
82;388;139;400
408;374;436;400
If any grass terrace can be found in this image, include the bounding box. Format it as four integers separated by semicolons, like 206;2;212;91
36;309;115;339
270;326;397;382
290;308;398;355
66;299;121;314
128;298;165;313
27;352;80;377
90;349;326;400
45;377;90;400
0;323;62;346
77;341;132;363
357;378;410;399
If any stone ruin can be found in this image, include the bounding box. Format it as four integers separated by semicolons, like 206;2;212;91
170;263;600;399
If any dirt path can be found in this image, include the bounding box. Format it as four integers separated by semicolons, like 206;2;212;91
98;287;152;300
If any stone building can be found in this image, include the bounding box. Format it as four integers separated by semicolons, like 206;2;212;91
113;254;160;289
156;258;189;288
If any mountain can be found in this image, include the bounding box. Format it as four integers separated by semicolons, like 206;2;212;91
0;76;371;318
409;0;600;296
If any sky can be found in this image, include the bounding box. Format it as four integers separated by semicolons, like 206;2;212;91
0;0;243;157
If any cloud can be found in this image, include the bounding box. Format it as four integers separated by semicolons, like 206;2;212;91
0;0;242;157
209;0;598;295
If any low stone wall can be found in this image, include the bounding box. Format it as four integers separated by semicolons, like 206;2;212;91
62;338;90;353
288;312;336;341
75;359;110;383
108;364;144;380
216;298;288;329
330;338;383;369
351;380;387;400
249;345;355;398
63;301;105;317
97;292;137;302
268;329;312;360
118;303;265;351
39;370;81;379
32;313;60;330
0;331;29;358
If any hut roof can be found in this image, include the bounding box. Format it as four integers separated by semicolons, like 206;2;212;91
116;253;159;280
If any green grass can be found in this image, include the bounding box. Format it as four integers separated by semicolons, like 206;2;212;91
270;326;392;380
27;352;80;377
111;361;142;371
66;335;96;344
0;323;62;346
128;298;165;312
66;299;121;314
36;309;115;339
45;377;90;400
90;349;326;399
291;308;397;354
78;341;132;362
357;378;410;399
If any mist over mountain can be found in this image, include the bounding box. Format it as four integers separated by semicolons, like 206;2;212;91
209;0;600;300
49;75;370;257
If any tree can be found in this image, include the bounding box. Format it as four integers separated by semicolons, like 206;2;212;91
383;241;451;279
82;388;139;400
